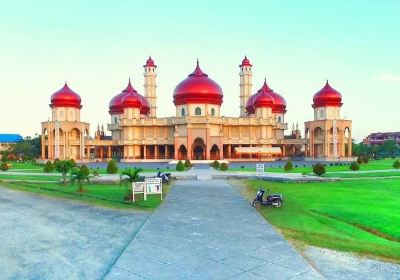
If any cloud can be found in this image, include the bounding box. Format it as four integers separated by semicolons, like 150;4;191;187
376;72;400;82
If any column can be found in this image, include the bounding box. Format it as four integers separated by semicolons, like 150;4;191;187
143;145;147;159
48;129;53;159
41;133;45;159
100;147;103;159
187;128;192;160
79;131;82;160
165;145;168;159
348;131;352;157
154;145;159;159
108;146;111;158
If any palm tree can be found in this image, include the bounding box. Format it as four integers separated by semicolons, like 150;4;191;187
120;167;143;183
120;167;143;200
70;167;90;192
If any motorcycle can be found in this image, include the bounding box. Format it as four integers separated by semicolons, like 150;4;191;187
157;171;171;185
252;188;283;208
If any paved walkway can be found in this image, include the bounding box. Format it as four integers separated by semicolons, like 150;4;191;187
105;180;323;280
0;187;149;280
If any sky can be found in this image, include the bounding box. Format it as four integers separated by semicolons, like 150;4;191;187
0;0;399;142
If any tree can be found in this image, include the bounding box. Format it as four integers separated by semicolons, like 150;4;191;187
69;159;77;168
350;161;360;171
55;160;73;184
13;135;41;160
313;163;326;176
284;160;293;171
176;160;185;171
120;167;143;183
70;167;90;192
107;160;118;174
79;165;90;176
393;160;400;169
357;156;363;164
184;159;192;168
381;140;397;158
43;160;55;173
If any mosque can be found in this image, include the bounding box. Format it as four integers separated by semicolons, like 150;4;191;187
41;56;353;162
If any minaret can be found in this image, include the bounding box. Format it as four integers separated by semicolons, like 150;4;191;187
143;56;157;117
239;56;253;116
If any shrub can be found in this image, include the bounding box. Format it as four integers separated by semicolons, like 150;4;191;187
357;156;363;164
80;165;90;176
43;160;55;173
211;160;220;169
393;160;400;169
184;159;192;168
363;156;369;164
240;165;245;169
176;160;185;171
313;163;326;176
220;163;228;171
69;159;77;168
0;162;9;171
54;158;60;165
107;160;118;174
284;160;293;171
350;161;360;171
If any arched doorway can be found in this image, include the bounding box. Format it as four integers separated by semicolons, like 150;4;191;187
210;144;220;160
178;145;187;160
192;138;206;160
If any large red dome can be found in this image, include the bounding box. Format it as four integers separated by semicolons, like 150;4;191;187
313;81;342;108
121;80;145;109
253;81;274;109
109;91;125;115
50;82;82;109
173;61;223;105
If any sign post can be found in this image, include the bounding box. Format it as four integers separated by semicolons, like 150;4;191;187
256;164;265;176
132;182;145;202
132;178;162;202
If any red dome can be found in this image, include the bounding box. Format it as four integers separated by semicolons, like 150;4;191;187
109;92;125;115
173;61;223;105
121;80;143;109
50;82;82;109
240;55;252;67
270;91;287;114
253;80;274;109
144;56;156;68
245;93;258;114
313;81;342;108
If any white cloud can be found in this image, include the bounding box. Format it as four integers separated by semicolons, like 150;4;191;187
376;72;400;82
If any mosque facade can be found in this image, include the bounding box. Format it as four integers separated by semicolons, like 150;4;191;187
41;56;352;162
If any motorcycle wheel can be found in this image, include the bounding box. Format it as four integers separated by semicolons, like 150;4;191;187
252;199;260;207
274;200;282;208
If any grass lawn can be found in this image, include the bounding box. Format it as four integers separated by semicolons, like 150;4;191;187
0;174;62;181
323;171;400;178
1;181;170;210
237;178;400;262
231;158;400;174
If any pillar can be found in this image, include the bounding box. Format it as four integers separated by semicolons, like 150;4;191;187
143;145;147;159
41;133;45;159
86;146;90;159
154;145;159;159
108;146;111;158
165;145;168;159
100;147;103;159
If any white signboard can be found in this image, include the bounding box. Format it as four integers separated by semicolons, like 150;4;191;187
256;164;265;176
132;178;162;202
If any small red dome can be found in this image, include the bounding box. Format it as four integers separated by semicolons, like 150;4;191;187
138;94;150;115
240;55;252;67
144;56;156;68
173;61;223;105
313;81;342;108
50;82;82;109
253;80;274;109
121;80;143;109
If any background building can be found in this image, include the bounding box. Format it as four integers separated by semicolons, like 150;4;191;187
363;132;400;146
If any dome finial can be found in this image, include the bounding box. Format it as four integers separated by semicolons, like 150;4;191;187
196;58;199;66
65;81;67;86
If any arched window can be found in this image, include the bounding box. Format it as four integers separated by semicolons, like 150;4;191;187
211;108;215;116
181;108;186;116
278;116;281;123
114;117;117;124
195;107;201;116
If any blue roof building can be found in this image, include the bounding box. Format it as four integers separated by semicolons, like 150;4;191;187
0;134;23;143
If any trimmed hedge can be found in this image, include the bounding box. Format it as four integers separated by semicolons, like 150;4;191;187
107;160;118;174
176;160;185;171
313;163;326;176
284;160;293;171
350;161;360;171
43;160;55;173
220;162;229;171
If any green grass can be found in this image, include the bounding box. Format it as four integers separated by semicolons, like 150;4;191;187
238;178;400;262
7;162;43;170
323;171;400;178
232;158;400;174
1;181;170;210
0;174;62;181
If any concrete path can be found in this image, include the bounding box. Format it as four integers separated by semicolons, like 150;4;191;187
0;186;149;280
105;180;323;280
